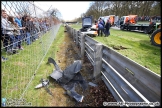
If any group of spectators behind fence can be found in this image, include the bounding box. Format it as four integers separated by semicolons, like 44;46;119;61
1;9;53;58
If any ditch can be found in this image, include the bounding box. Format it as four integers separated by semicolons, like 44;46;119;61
52;27;117;107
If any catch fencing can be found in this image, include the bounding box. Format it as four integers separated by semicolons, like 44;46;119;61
1;1;61;106
65;25;161;107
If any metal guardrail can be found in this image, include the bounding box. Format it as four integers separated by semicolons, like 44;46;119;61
65;25;161;106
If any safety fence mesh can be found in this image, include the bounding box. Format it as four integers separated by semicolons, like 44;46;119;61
1;1;61;106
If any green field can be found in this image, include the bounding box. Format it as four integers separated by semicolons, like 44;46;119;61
70;24;161;75
1;25;67;106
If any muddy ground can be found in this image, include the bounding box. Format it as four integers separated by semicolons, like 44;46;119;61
54;28;117;107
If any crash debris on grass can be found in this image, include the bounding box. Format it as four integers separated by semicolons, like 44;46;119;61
35;57;98;102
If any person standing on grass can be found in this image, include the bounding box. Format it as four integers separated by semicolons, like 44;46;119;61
98;19;104;36
104;19;111;37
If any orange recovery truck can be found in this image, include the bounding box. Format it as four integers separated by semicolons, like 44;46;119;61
99;15;119;27
119;15;161;47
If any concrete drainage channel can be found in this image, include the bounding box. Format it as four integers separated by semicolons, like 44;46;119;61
60;29;117;107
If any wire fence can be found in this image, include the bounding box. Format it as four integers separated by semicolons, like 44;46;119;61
1;1;61;106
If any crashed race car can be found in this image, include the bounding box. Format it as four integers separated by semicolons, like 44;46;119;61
79;16;98;37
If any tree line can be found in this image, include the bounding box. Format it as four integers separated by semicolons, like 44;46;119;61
73;1;161;22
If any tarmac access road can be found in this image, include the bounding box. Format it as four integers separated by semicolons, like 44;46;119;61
110;26;120;30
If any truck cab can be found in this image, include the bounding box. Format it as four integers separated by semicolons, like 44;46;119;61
119;15;147;31
119;15;137;25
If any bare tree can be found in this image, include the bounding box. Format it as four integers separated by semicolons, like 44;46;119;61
75;1;160;22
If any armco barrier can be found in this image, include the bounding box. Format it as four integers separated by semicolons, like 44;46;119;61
65;25;161;106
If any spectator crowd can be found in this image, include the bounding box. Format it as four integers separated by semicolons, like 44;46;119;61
1;9;52;62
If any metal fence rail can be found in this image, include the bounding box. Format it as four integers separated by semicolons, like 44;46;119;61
65;25;161;106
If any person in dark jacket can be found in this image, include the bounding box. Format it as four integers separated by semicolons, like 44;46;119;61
98;19;104;36
99;17;105;27
104;19;111;37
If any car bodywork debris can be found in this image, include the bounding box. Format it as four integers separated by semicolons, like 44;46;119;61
88;82;98;87
63;83;84;102
35;78;54;97
47;57;88;102
35;78;49;89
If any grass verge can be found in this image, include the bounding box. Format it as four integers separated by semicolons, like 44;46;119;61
70;24;161;75
1;25;68;106
23;25;68;106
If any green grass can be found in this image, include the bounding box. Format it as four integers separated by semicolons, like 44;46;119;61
22;26;70;106
70;24;161;75
22;25;66;106
2;31;52;98
1;25;66;106
23;25;66;106
68;23;82;30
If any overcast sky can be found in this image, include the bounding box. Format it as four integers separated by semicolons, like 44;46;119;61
34;1;91;21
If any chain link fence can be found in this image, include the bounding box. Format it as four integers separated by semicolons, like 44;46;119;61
1;1;61;106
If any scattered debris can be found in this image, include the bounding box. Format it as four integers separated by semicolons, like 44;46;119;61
35;79;49;89
145;65;149;69
75;79;117;107
34;29;117;106
120;45;128;49
88;82;98;87
35;78;54;97
47;57;88;102
112;45;128;50
63;83;84;102
113;46;120;50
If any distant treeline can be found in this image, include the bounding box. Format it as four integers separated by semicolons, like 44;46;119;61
73;1;161;22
